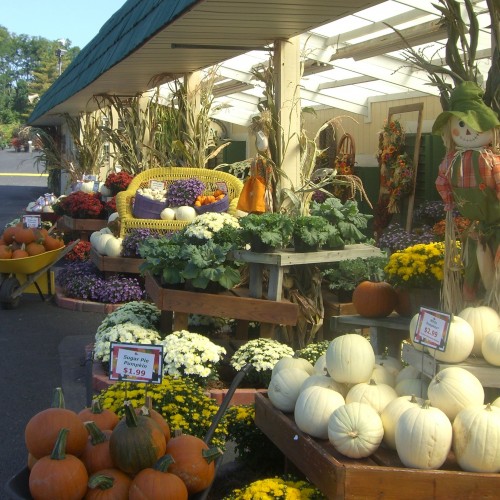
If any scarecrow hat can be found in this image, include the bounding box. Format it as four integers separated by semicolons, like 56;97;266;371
432;81;500;135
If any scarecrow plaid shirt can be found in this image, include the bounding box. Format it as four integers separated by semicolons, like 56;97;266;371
435;149;500;210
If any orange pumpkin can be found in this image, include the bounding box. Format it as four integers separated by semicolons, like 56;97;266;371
26;241;46;256
80;421;114;474
29;428;88;500
25;387;88;459
164;430;221;494
12;248;29;259
78;399;119;431
2;226;18;244
0;244;13;259
129;455;188;500
86;468;132;500
14;226;36;245
352;281;397;318
44;234;65;251
137;396;170;442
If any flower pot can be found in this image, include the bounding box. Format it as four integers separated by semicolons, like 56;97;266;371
407;287;441;316
249;235;275;253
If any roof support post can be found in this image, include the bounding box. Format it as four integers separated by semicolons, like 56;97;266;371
274;36;301;191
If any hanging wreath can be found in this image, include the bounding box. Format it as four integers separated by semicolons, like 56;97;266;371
376;120;414;214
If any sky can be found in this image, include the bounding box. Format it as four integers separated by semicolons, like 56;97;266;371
1;0;127;49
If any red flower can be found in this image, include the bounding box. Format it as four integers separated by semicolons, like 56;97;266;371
479;183;486;191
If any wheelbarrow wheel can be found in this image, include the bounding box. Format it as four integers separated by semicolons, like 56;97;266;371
0;277;21;309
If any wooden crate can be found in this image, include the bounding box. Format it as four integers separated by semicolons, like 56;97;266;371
402;343;500;388
255;392;500;499
90;247;143;274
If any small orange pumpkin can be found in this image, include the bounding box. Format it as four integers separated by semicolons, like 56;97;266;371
26;240;46;256
78;399;119;431
129;455;188;500
12;248;29;259
44;234;65;251
86;468;132;500
137;396;170;442
29;428;88;500
80;421;114;474
165;430;221;494
0;244;13;259
352;281;397;318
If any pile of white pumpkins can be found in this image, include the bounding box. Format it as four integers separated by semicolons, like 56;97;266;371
89;212;123;258
267;304;500;473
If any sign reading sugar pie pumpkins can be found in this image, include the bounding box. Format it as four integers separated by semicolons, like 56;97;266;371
109;342;163;383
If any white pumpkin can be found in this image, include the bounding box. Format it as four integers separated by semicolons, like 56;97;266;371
427;315;474;363
104;237;123;258
409;313;426;352
380;394;424;450
89;230;104;248
328;402;384;458
294;386;345;439
452;404;500;472
395;365;421;386
175;206;197;221
492;396;500;409
481;330;500;366
42;205;54;213
108;212;120;223
326;334;375;384
395;377;428;399
313;354;328;376
345;379;398;414
300;374;347;398
427;367;484;421
272;356;315;377
79;180;96;193
267;368;310;413
99;184;113;197
160;207;176;220
374;354;403;376
370;364;395;387
395;400;452;469
94;233;115;255
458;306;500;357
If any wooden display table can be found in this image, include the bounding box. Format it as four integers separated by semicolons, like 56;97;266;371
402;343;500;388
232;244;383;301
90;247;144;274
145;273;298;338
60;216;108;241
255;392;500;499
331;314;410;356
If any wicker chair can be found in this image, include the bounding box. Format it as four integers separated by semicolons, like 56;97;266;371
116;167;243;238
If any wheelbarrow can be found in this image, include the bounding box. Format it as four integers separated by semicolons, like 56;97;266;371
5;363;254;499
0;240;77;309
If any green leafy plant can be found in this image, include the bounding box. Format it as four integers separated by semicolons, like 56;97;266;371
292;215;335;249
322;256;389;294
239;213;294;250
295;340;330;365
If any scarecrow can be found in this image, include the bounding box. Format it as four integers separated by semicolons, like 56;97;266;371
433;81;500;306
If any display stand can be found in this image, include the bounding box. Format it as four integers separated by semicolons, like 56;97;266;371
330;314;410;356
90;247;144;275
59;216;107;241
255;392;500;499
402;343;500;388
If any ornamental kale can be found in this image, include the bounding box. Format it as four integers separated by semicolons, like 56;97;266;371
122;228;165;258
166;178;206;207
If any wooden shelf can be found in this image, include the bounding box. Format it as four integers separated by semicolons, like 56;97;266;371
402;343;500;388
255;392;500;499
90;247;144;274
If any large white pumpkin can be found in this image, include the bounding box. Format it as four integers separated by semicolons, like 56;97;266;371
481;330;500;366
267;368;310;413
94;233;115;255
313;354;328;376
326;334;375;384
395;365;421;386
395;401;452;469
374;353;403;377
104;237;123;258
370;364;395;387
458;306;500;357
328;402;384;459
427;367;484;421
294;386;345;439
300;374;347;398
345;379;398;414
175;206;197;221
453;404;500;472
380;395;424;450
395;378;428;399
409;313;426;352
427;315;474;363
272;356;315;377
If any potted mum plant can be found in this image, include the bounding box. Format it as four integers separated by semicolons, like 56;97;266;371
239;212;294;252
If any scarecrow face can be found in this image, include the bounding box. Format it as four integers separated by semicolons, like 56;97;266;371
451;115;493;148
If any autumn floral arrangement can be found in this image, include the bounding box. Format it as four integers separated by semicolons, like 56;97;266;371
53;191;107;219
104;171;134;195
64;240;92;262
384;241;460;289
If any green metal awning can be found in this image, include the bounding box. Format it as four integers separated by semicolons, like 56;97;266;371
28;0;379;125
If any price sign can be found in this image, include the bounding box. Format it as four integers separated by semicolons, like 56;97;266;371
109;343;163;384
413;307;451;352
149;179;166;191
22;215;41;228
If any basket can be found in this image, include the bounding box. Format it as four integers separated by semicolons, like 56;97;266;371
194;195;230;215
133;192;167;219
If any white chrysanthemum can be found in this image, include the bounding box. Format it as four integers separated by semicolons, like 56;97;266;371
185;212;240;241
94;322;162;363
230;338;294;372
96;301;160;334
160;330;226;381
